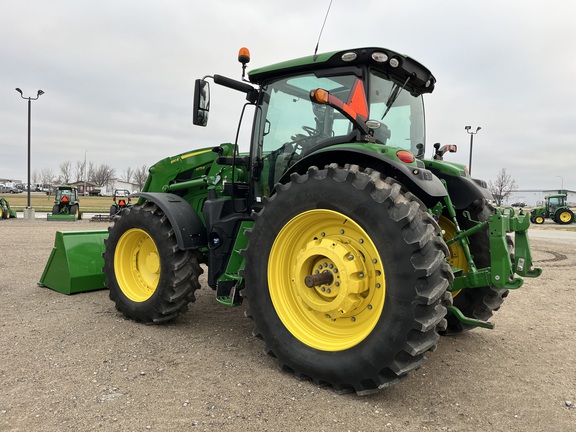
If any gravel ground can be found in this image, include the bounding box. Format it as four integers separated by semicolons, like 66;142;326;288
0;218;574;432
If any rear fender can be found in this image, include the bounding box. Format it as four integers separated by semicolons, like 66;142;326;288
131;192;207;249
282;147;447;206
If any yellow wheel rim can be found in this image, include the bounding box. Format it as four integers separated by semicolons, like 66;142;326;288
559;211;572;223
114;228;160;302
439;216;468;298
535;216;544;224
268;209;385;351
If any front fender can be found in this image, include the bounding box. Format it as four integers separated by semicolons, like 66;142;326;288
131;192;207;249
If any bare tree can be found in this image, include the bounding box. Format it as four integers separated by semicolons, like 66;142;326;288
488;168;518;206
133;164;148;191
75;160;87;183
39;168;56;192
121;167;134;183
91;164;116;188
59;161;73;184
88;161;96;183
32;169;40;185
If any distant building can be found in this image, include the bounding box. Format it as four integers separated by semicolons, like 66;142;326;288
69;181;99;196
70;179;140;196
506;189;576;207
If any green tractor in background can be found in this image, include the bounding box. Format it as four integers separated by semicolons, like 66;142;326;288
109;189;132;217
47;185;83;221
530;193;574;225
1;197;17;219
41;46;541;394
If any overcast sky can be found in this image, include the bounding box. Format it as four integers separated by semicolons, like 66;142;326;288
1;0;575;192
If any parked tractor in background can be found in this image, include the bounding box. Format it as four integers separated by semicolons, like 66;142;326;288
40;46;541;395
109;189;132;217
1;197;17;219
530;193;574;225
47;185;82;221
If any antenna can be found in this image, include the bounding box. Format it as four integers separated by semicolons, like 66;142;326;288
313;0;333;61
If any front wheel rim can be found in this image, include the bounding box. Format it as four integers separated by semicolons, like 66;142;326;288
268;209;385;351
114;228;160;302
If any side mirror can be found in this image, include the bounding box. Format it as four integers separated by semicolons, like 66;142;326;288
433;143;457;160
193;79;210;126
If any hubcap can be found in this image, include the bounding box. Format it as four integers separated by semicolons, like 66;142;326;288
268;209;385;351
114;228;160;302
559;211;572;223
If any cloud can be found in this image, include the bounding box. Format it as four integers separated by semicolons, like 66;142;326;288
1;0;575;192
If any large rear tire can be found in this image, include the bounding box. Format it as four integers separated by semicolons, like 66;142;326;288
554;208;574;224
242;164;452;394
70;204;79;219
103;202;203;324
443;199;510;333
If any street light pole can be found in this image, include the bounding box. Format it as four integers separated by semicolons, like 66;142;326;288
15;88;44;220
465;126;481;175
557;175;564;193
84;150;87;196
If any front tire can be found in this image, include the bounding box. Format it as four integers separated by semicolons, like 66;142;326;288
104;202;203;324
242;164;452;394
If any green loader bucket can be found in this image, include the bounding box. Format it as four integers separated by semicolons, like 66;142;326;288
39;230;109;294
47;213;77;221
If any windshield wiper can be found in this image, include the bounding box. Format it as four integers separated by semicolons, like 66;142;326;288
381;76;411;120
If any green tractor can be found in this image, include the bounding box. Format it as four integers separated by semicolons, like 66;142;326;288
530;193;574;225
41;47;541;394
109;189;132;217
47;185;83;221
1;197;17;219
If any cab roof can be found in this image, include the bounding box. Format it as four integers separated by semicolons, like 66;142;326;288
248;47;436;96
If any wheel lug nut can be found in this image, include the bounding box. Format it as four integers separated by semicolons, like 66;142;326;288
348;255;354;260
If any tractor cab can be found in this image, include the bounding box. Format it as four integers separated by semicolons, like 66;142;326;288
193;47;441;204
546;193;566;214
47;185;82;221
55;186;78;205
110;189;132;217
